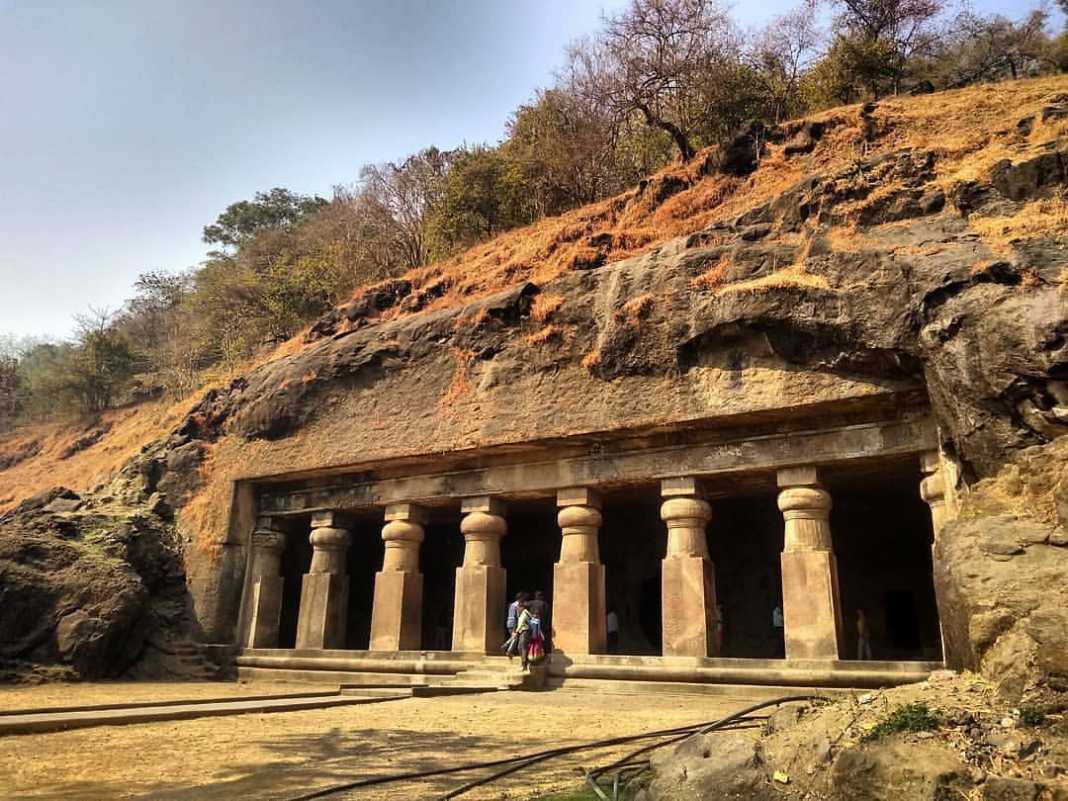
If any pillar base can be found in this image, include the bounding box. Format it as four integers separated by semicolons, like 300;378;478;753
452;564;506;653
662;555;718;657
295;573;349;649
552;561;606;655
781;550;843;660
369;571;423;651
246;576;284;648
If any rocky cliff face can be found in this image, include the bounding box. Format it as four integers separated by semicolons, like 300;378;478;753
0;78;1066;686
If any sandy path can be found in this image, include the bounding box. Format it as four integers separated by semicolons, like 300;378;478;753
0;687;762;800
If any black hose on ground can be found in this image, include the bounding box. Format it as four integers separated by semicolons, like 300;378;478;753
281;693;827;801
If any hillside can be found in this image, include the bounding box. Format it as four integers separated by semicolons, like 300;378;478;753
1;75;1066;698
3;76;1065;511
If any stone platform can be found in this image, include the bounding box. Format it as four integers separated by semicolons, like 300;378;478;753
235;648;942;693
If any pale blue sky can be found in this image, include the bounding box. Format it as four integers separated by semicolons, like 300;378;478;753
0;0;1053;339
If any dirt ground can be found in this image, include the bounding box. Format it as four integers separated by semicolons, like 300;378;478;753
0;683;763;800
0;681;336;712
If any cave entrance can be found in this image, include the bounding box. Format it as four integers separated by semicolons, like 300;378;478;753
344;510;385;650
420;516;464;651
277;515;312;649
707;493;785;659
829;461;943;662
602;485;663;656
501;498;557;643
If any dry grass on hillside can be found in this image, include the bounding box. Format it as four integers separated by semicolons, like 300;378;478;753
342;75;1068;324
0;395;200;512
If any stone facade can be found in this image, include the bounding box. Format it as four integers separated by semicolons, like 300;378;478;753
233;411;950;669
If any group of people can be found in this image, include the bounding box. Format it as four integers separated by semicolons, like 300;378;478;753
501;591;549;671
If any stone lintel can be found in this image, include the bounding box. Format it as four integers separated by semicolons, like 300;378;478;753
557;486;601;509
460;496;506;516
383;503;429;525
661;477;704;498
919;450;941;474
777;466;822;488
261;417;937;515
310;510;354;530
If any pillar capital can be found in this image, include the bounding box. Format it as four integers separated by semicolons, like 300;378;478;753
661;476;705;498
557;486;601;510
384;503;429;525
310;509;353;530
380;502;425;575
777;486;832;521
777;465;822;488
460;496;506;516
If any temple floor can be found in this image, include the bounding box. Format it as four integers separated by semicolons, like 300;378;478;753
0;682;764;800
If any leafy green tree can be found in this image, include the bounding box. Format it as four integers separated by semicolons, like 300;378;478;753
202;187;328;250
426;146;522;255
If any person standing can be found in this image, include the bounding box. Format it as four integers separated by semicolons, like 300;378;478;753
772;603;785;657
514;602;533;671
606;607;620;654
856;608;873;660
714;603;725;656
506;592;525;638
528;590;550;653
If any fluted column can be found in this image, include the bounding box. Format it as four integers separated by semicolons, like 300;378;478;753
660;478;719;657
553;487;607;655
369;503;426;651
244;517;287;648
295;511;352;649
452;496;507;653
777;467;843;660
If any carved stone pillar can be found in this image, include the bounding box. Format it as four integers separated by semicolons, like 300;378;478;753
369;503;426;651
777;467;843;660
660;478;719;657
553;487;607;655
295;511;351;650
920;451;949;542
452;496;507;653
245;517;287;648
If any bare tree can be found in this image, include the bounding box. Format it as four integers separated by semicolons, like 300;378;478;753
750;0;824;123
832;0;946;94
569;0;739;161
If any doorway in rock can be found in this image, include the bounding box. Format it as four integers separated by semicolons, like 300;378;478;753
277;515;313;649
602;485;664;656
420;515;464;650
501;498;557;638
707;493;785;658
344;510;386;650
829;461;942;662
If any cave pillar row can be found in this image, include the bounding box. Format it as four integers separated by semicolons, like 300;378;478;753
369;503;426;651
243;517;287;648
777;467;843;661
552;487;607;655
452;496;507;654
660;478;720;657
295;511;352;650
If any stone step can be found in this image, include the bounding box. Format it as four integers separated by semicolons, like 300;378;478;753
239;666;442;686
0;693;407;736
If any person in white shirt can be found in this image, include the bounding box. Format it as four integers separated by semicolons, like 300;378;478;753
606;607;620;653
772;603;785;657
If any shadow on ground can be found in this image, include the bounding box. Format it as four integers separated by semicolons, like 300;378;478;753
20;725;581;800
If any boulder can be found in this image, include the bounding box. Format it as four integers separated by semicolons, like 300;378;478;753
647;731;776;800
830;741;972;801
